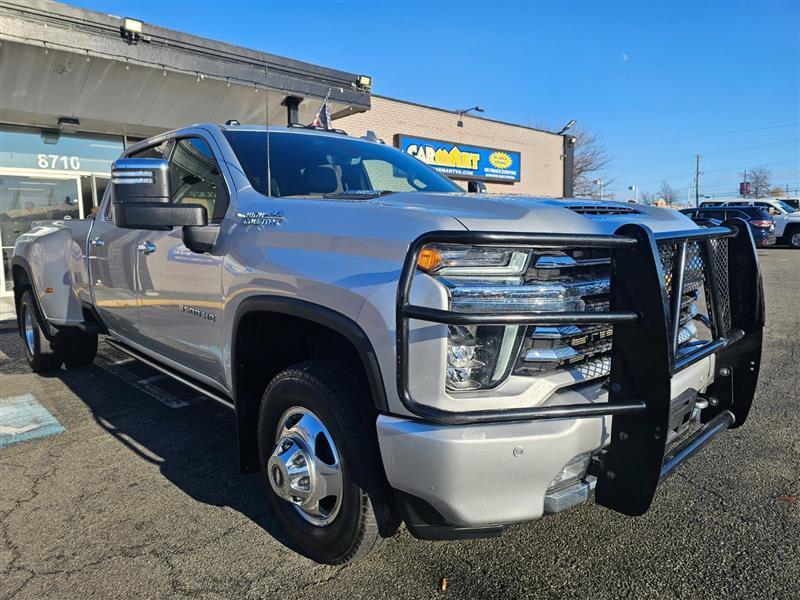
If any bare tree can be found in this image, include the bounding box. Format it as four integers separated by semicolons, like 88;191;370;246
640;189;655;204
658;180;679;205
769;185;785;197
531;122;613;197
571;127;613;197
744;166;771;198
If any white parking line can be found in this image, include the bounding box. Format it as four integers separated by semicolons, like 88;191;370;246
0;350;9;362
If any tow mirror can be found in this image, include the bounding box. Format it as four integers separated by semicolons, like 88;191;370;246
111;158;206;230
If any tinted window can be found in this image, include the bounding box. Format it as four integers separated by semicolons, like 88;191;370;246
168;138;227;221
224;131;461;197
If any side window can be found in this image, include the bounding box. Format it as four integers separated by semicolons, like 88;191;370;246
168;138;228;222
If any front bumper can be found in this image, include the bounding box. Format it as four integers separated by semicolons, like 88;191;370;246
389;220;764;534
379;355;717;530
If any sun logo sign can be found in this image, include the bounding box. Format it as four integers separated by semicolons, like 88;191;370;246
489;152;513;170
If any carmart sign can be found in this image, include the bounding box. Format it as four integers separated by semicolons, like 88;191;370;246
396;134;521;182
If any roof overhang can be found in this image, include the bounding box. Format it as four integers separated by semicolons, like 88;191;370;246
0;0;371;137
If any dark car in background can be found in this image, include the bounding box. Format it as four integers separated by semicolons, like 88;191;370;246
681;206;776;247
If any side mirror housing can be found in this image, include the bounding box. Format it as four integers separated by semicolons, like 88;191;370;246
111;158;207;230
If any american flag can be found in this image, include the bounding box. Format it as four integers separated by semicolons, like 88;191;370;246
310;89;332;129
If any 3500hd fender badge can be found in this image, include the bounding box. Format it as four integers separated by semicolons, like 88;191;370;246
178;305;216;322
237;210;285;226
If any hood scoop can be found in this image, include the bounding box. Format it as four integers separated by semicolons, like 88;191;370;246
566;204;640;216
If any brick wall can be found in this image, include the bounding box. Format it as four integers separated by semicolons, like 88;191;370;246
337;96;565;197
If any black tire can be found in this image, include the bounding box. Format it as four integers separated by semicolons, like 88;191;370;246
63;331;98;367
785;227;800;249
18;289;63;372
257;360;399;564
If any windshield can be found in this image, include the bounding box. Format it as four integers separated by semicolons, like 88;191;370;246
223;130;461;198
774;200;798;213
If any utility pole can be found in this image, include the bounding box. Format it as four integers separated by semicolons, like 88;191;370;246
694;155;701;207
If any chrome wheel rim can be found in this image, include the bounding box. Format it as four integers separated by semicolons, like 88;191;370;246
23;309;36;355
791;232;800;247
268;407;343;527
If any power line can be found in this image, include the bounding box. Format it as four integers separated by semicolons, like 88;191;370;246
607;160;800;194
612;138;799;173
607;123;800;149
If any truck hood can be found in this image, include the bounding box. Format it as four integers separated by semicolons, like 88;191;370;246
369;192;699;236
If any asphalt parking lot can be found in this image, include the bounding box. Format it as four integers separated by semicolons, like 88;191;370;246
1;249;798;599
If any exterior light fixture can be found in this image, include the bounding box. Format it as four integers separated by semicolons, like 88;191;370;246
559;119;577;134
57;117;80;134
41;129;60;145
121;17;143;43
457;106;485;127
357;75;372;89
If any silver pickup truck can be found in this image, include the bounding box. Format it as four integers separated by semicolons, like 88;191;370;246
11;123;764;564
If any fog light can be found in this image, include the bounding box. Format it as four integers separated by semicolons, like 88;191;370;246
547;452;592;492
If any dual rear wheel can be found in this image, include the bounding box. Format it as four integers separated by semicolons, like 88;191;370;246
18;289;97;372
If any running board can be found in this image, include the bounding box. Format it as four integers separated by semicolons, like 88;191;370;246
105;339;234;410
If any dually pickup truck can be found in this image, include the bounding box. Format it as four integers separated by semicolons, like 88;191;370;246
12;123;764;564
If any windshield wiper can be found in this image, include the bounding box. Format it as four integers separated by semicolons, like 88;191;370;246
323;190;396;200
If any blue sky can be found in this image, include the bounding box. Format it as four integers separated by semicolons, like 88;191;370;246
73;0;799;200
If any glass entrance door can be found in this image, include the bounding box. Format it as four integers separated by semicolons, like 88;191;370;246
0;173;82;296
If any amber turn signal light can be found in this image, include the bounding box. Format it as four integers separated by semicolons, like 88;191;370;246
417;247;442;272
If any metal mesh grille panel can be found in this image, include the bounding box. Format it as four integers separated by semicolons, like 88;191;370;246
708;238;731;333
512;235;731;388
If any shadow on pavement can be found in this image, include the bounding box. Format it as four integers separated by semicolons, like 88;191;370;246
0;327;295;553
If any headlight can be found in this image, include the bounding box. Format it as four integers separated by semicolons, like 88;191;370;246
418;245;530;277
418;244;616;392
416;241;713;396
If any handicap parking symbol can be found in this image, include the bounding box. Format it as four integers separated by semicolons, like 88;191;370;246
0;394;65;448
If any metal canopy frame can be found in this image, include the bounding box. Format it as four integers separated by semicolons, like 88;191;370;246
395;220;763;515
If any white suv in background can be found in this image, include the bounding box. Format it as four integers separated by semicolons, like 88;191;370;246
699;198;800;248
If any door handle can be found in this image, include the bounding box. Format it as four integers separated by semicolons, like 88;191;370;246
137;241;156;255
90;237;104;247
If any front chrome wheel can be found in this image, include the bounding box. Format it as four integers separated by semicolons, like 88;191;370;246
790;232;800;248
267;406;343;527
23;308;36;355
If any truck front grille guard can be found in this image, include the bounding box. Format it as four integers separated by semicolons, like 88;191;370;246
396;220;764;515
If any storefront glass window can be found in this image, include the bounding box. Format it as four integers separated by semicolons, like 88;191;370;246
0;126;123;295
0;126;124;174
